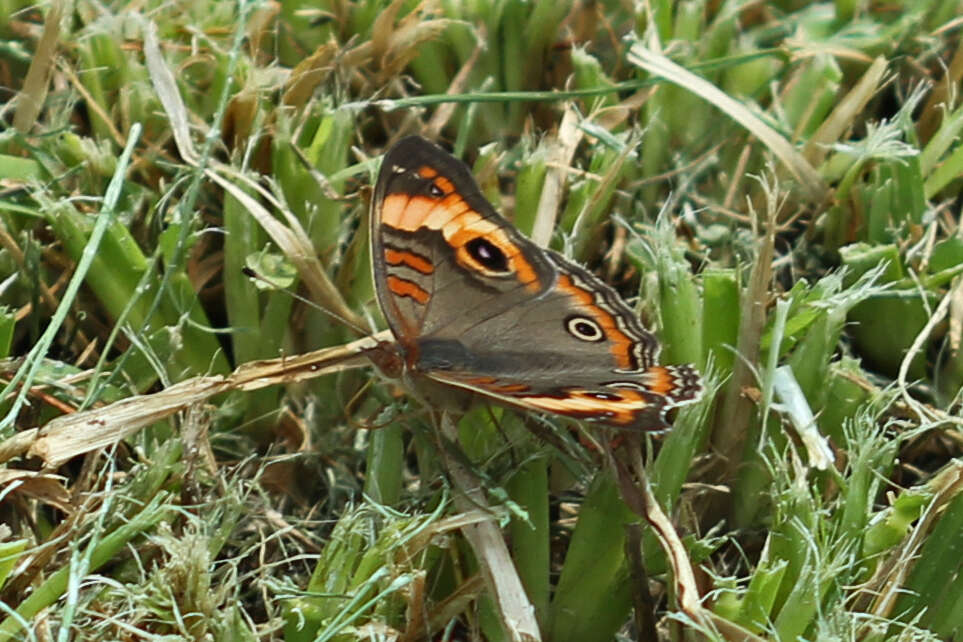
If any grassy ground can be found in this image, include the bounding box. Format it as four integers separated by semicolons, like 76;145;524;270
2;1;963;640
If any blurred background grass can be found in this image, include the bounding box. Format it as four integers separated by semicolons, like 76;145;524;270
2;0;963;640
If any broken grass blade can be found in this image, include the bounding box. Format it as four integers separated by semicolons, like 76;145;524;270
772;365;833;471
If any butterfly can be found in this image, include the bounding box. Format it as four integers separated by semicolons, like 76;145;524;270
369;136;701;430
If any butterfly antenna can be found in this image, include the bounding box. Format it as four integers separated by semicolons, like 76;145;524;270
241;267;373;336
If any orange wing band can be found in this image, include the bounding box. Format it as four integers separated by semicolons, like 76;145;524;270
387;275;429;304
384;248;434;274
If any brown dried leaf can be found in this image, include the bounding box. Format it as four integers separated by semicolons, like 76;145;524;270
0;470;70;512
13;2;61;133
282;42;338;109
531;107;581;248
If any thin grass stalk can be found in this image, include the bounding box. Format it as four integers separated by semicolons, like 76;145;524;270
0;124;141;436
135;6;252;377
713;181;775;500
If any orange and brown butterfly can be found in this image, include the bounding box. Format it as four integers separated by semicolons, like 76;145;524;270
370;136;701;430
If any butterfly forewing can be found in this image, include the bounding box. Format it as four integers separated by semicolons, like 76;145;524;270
371;136;556;348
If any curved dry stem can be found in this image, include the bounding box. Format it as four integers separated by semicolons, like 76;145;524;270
20;333;387;468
